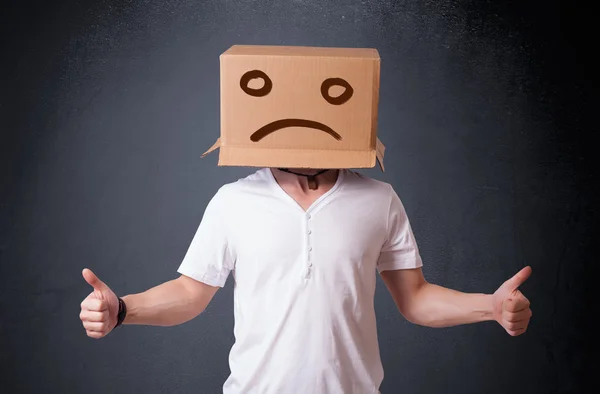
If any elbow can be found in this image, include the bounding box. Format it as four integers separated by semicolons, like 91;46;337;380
397;290;441;328
184;297;209;322
399;307;430;327
401;306;448;328
161;304;205;327
396;282;433;327
402;310;438;327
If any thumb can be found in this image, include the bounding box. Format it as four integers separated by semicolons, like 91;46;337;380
501;266;532;292
82;268;109;292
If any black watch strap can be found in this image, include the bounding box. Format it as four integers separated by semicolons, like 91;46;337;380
115;297;127;328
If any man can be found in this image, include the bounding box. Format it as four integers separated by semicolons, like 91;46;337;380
79;167;532;394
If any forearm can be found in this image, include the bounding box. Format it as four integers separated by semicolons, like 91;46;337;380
404;283;494;328
121;278;208;327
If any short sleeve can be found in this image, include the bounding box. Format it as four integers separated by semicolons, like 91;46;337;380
377;186;423;272
177;187;235;287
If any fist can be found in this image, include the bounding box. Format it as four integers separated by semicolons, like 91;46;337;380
79;268;119;339
493;266;533;336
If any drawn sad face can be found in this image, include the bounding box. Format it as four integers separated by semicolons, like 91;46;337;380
239;70;354;143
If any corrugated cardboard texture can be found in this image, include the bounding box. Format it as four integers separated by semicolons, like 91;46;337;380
203;45;384;170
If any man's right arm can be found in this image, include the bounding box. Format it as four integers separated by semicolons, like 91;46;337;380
81;187;233;338
79;268;218;339
121;274;219;327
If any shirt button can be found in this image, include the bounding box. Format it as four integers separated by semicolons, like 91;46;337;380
308;262;313;267
308;246;313;251
308;230;312;234
307;214;311;220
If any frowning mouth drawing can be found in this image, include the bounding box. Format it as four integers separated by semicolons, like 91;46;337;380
249;119;342;142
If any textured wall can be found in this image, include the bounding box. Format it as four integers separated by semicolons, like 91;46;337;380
1;1;595;393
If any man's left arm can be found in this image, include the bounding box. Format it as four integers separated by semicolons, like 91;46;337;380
380;266;533;336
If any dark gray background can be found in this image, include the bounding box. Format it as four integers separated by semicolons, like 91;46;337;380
1;0;595;393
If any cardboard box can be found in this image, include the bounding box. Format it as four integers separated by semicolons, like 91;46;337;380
202;45;385;171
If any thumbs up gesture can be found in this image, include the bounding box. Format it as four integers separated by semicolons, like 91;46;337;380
492;266;533;336
79;268;119;338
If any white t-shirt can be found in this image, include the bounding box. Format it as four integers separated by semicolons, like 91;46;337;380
177;168;423;394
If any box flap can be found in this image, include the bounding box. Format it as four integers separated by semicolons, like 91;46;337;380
202;135;386;172
201;137;221;157
376;137;385;172
223;45;379;59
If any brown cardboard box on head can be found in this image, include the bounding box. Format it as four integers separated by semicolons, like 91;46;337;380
202;45;385;171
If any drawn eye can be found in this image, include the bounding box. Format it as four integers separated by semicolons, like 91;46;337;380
240;70;272;97
321;78;353;105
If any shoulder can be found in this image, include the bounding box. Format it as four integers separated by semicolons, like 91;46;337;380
211;168;272;203
341;170;410;215
342;169;394;196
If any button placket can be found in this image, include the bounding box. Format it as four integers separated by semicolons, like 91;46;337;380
305;213;313;276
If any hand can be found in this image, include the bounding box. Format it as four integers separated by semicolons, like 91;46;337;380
492;266;533;336
79;268;119;339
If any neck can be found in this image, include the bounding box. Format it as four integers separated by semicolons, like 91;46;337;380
270;168;340;191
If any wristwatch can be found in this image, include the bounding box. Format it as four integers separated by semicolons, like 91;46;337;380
115;297;127;328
